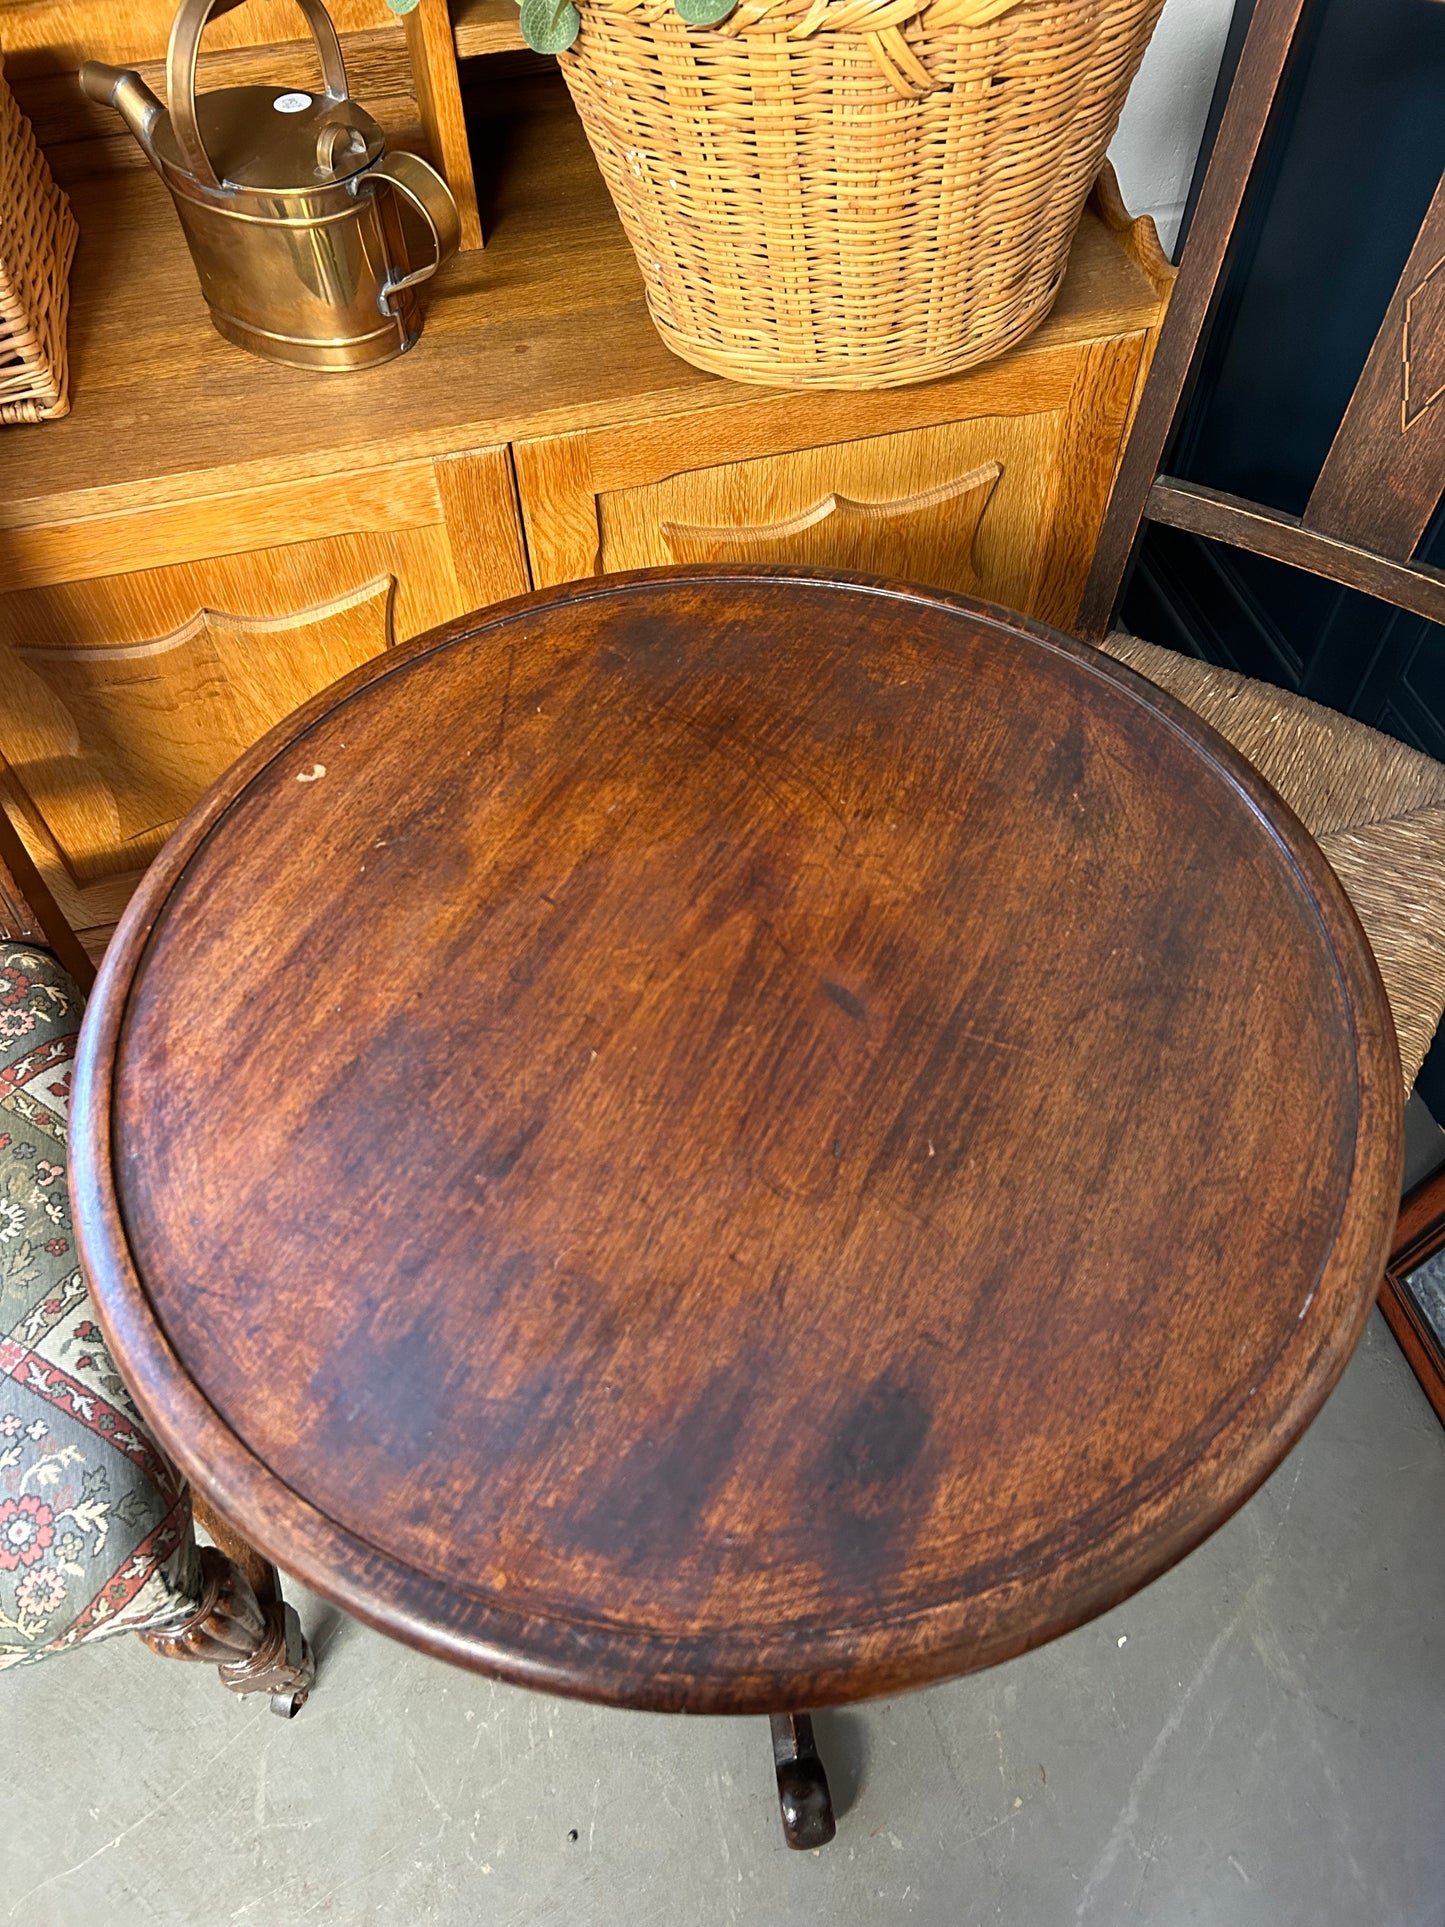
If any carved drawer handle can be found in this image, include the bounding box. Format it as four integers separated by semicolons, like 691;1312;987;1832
662;461;1003;594
3;576;397;886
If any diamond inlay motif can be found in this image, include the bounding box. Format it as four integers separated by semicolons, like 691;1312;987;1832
1402;252;1445;429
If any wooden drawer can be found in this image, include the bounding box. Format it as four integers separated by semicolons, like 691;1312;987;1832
514;334;1150;628
0;447;527;946
598;416;1054;613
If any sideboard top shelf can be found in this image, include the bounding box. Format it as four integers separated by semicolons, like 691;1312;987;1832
452;0;529;57
1;72;1168;528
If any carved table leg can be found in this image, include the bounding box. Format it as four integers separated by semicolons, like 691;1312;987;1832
139;1544;316;1718
192;1490;281;1615
769;1711;837;1849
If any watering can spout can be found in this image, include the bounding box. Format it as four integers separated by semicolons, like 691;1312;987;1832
79;62;166;171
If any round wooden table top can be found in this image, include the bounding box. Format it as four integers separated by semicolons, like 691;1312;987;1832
73;568;1402;1714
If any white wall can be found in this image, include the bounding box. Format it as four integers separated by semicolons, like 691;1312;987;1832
1108;0;1238;255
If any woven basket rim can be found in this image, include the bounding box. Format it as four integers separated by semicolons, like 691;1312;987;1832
581;0;1028;28
562;0;1114;97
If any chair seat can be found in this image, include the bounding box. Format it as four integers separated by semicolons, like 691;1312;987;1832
1103;634;1445;1090
0;943;198;1667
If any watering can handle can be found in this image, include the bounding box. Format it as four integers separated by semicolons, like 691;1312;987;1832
369;151;461;313
166;0;349;190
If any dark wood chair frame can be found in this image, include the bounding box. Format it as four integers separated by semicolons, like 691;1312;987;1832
1078;0;1445;641
1078;0;1445;1420
0;812;316;1718
1381;1166;1445;1427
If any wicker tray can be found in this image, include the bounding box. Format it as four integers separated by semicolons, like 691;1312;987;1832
1;53;79;424
556;0;1166;389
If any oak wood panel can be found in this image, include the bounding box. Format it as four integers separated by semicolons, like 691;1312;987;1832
633;374;1079;481
660;466;1002;597
1077;0;1312;639
0;572;397;896
513;431;603;585
599;419;1059;612
71;569;1401;1715
1025;338;1149;628
514;346;1143;610
580;351;1140;624
414;273;1124;517
1304;164;1445;559
0;0;392;75
0;521;472;931
451;0;529;57
1146;476;1445;628
0;461;445;591
434;449;531;607
404;0;483;251
0;526;462;655
5;578;397;885
1;75;1166;530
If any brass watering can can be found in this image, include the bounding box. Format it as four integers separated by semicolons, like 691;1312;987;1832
81;0;461;371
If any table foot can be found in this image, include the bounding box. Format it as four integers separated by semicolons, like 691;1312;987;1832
770;1712;837;1850
139;1545;316;1715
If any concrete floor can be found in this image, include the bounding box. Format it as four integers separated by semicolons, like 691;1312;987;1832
5;1307;1445;1927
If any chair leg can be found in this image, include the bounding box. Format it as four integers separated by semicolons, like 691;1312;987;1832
138;1508;316;1719
769;1711;836;1849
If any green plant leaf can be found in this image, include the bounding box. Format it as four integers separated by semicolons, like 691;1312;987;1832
519;0;581;51
674;0;737;22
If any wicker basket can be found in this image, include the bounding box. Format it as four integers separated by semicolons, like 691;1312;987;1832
558;0;1166;388
1;53;78;424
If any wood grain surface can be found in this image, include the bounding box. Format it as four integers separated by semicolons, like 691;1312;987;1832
0;0;391;75
1304;161;1445;561
514;326;1147;634
1144;477;1445;630
658;463;1003;596
450;0;529;57
403;0;483;251
604;426;1028;599
71;569;1402;1714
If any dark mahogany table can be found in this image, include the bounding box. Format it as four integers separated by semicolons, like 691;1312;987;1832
72;568;1402;1849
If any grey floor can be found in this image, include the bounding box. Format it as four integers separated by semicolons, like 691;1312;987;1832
5;1299;1444;1927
